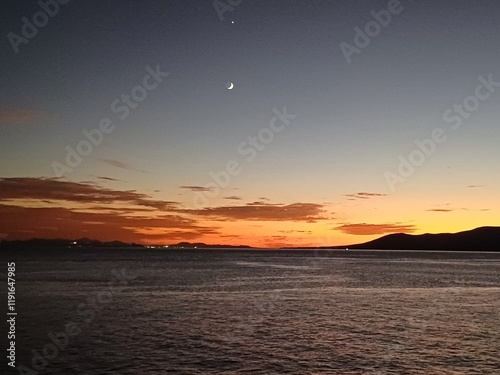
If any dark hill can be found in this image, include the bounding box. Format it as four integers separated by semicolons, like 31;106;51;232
346;226;500;251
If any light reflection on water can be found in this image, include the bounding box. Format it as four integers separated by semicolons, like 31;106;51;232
3;249;500;374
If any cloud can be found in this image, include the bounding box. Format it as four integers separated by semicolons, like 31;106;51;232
0;204;218;243
96;176;121;182
334;223;416;235
427;209;453;212
99;158;147;173
223;196;242;200
0;178;327;244
345;192;386;200
468;185;486;188
184;202;327;222
0;178;226;244
179;185;213;192
0;177;178;211
246;200;279;206
278;230;312;234
0;107;45;124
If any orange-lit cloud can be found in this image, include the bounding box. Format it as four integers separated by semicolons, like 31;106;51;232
184;202;327;222
179;185;213;192
334;223;416;235
223;196;242;200
0;204;218;243
96;176;121;182
345;192;386;200
0;177;178;211
278;230;312;234
427;209;453;212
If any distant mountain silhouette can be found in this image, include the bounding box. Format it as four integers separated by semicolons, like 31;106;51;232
0;238;252;249
0;238;143;249
2;227;499;251
342;226;500;251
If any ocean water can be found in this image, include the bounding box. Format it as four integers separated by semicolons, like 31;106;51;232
2;249;500;374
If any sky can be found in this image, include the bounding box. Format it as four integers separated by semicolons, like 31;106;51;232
0;0;499;248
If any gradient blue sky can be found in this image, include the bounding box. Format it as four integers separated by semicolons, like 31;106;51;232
1;0;499;247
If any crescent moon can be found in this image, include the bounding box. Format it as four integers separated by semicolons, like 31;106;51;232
227;82;234;90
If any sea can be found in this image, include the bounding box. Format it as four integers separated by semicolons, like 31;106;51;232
1;248;499;374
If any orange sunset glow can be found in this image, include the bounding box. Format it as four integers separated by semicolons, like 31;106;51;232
0;177;498;248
